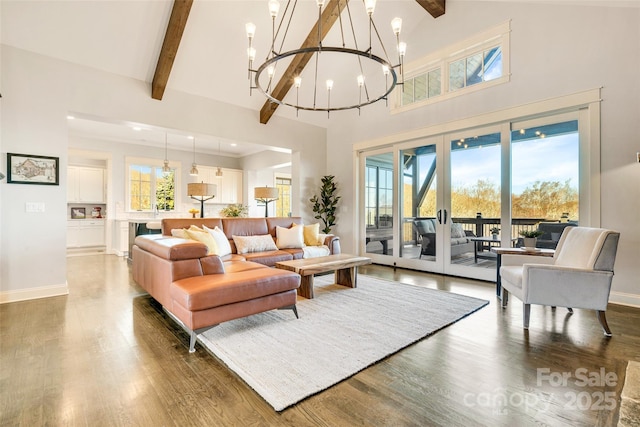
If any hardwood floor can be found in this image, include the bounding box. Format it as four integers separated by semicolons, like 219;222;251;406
1;255;639;426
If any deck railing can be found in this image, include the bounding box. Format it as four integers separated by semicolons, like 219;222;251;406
401;216;557;245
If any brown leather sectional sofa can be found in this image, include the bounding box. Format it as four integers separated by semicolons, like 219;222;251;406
132;217;340;352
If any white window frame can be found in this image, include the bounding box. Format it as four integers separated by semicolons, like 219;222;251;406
392;20;511;114
125;156;182;212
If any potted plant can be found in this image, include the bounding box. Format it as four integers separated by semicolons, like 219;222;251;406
489;226;500;239
519;229;544;248
310;175;341;234
220;203;248;217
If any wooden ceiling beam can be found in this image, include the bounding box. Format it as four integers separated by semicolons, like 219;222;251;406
152;0;193;100
259;0;349;124
415;0;446;19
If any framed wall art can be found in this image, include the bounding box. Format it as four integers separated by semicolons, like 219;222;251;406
70;207;86;219
7;153;59;185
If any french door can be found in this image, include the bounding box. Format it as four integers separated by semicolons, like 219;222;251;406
359;112;583;282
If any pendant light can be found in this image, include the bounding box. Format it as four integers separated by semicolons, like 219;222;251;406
215;141;223;178
189;136;199;176
162;133;171;174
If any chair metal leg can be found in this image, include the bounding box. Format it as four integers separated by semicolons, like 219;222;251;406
567;307;573;314
523;304;531;329
501;289;509;307
189;331;198;353
597;310;612;337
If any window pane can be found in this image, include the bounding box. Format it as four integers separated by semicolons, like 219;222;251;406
428;69;441;98
449;60;465;91
402;78;414;105
483;46;502;81
276;177;292;217
414;74;427;101
511;121;579;224
156;170;175;211
466;52;483;86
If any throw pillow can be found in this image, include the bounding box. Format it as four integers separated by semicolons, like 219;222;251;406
171;228;190;239
203;225;232;256
303;223;321;246
185;228;219;255
451;223;466;239
276;225;304;249
233;234;278;254
317;233;329;246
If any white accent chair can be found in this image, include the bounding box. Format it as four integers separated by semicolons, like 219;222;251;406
500;227;620;335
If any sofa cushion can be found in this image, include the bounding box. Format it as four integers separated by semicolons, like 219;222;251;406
203;225;232;256
170;268;300;311
276;225;304;249
303;245;331;258
233;234;278;254
242;250;294;266
451;237;471;246
134;235;208;261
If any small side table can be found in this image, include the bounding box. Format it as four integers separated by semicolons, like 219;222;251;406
491;247;555;298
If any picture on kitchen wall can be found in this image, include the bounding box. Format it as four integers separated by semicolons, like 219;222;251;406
7;153;60;185
71;207;86;219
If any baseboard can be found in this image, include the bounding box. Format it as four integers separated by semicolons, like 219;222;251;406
0;283;69;304
609;291;640;308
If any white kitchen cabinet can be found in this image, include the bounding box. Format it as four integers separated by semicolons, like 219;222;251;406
68;166;105;203
67;220;105;248
191;167;242;204
218;169;243;204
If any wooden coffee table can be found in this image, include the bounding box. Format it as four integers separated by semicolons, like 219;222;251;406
275;254;372;299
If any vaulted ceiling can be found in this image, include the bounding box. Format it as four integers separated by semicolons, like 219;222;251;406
151;0;445;125
2;0;445;152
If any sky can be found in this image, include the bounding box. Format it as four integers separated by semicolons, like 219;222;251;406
450;133;579;195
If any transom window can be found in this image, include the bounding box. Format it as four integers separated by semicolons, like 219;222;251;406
395;21;510;111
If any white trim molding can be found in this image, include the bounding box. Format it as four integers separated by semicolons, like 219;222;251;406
610;292;640;309
0;283;69;304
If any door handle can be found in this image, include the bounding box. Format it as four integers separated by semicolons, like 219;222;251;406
437;210;442;224
443;209;448;224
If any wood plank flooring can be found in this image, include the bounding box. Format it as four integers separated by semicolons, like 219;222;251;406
1;255;639;426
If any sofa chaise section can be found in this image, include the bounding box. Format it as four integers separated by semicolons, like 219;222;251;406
132;234;300;353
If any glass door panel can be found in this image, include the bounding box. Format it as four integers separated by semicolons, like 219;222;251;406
446;130;502;278
511;117;579;247
399;143;438;263
364;152;395;258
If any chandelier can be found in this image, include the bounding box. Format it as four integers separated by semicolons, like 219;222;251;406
246;0;406;117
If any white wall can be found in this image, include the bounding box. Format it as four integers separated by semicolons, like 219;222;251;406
0;45;326;302
326;2;640;305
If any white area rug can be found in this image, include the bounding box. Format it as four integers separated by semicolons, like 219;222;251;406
198;274;489;411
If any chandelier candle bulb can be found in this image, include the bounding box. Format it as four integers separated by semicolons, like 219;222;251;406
392;17;402;35
365;0;376;15
268;0;279;18
246;22;256;40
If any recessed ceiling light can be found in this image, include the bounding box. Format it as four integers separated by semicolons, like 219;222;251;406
231;143;237;147
188;135;194;139
133;126;142;131
67;115;75;120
